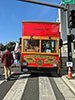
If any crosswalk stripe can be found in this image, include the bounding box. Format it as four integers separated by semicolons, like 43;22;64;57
39;77;56;100
0;71;15;85
3;74;30;100
0;80;4;84
54;77;75;99
0;72;14;85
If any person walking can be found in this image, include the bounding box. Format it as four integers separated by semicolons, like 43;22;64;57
14;41;20;67
1;48;14;81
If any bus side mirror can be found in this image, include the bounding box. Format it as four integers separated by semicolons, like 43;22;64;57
59;39;63;48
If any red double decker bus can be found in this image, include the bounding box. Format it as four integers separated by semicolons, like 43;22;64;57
20;21;60;73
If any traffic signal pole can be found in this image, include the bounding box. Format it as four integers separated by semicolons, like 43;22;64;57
66;4;72;61
66;4;73;79
18;0;67;10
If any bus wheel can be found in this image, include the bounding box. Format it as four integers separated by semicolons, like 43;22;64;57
21;65;23;72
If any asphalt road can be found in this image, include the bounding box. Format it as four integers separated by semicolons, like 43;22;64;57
0;62;75;100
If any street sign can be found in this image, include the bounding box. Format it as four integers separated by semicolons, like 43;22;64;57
66;62;73;67
62;0;74;4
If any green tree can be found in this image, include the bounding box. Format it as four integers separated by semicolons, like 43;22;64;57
0;43;5;51
5;41;16;51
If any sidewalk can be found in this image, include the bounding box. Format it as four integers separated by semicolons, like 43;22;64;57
60;68;75;94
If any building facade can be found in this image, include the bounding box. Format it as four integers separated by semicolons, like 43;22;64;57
58;4;75;58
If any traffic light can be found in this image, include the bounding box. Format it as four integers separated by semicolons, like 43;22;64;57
69;10;75;28
68;34;74;42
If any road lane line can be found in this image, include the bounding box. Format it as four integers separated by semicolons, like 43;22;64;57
3;74;30;100
39;77;56;100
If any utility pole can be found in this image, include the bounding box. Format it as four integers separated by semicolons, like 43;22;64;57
66;4;72;72
66;4;75;79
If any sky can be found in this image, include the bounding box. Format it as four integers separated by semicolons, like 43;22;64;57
0;0;61;44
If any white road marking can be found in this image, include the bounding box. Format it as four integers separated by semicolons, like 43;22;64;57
39;77;56;100
3;74;30;100
54;77;75;100
0;80;4;84
0;72;14;84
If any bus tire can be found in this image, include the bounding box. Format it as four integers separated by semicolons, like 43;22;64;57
21;65;23;72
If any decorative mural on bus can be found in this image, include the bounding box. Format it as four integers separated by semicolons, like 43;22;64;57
23;55;57;65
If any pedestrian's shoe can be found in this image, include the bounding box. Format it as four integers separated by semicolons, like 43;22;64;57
7;77;10;81
5;77;10;81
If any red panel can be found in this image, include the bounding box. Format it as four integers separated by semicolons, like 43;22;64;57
22;22;60;37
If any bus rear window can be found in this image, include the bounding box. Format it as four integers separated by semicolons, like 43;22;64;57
23;39;57;53
41;40;57;53
23;39;39;52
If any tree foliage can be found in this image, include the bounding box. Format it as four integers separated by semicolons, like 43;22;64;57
0;43;5;51
0;41;16;51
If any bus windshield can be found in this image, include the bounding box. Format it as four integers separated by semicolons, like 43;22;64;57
23;39;57;53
